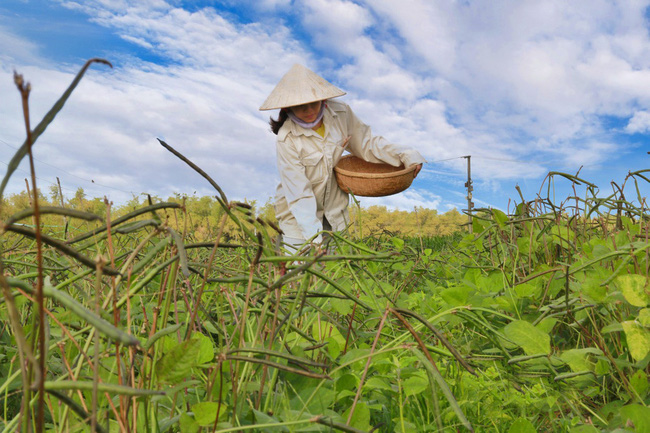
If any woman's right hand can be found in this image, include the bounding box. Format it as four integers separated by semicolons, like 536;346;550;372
413;163;423;178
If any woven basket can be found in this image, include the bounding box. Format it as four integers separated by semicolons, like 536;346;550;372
334;155;416;197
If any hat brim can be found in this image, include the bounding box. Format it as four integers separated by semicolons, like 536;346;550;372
259;64;346;111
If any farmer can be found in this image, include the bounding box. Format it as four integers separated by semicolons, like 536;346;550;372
260;63;425;252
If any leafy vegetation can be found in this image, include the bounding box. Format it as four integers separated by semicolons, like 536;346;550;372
1;60;649;433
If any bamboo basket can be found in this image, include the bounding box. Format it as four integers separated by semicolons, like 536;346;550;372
334;155;416;197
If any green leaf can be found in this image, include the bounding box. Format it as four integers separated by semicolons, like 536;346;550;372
252;409;286;431
514;283;541;298
192;332;215;365
621;321;650;361
364;376;393;392
595;359;610;376
179;413;199;433
392;237;405;251
312;320;345;359
472;217;485;233
343;401;371;431
639;308;650;328
508;418;537;433
411;349;473;431
560;348;602;373
403;373;429;396
616;274;650;307
630;369;649;398
619;404;650;433
503;320;551;355
581;276;608;304
155;339;201;383
336;373;360;392
192;402;219;426
330;298;352;315
440;286;472;307
569;426;599;433
492;209;508;228
601;323;624;334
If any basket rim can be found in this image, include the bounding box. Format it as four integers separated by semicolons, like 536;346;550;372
334;154;416;180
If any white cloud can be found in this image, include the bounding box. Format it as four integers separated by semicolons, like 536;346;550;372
626;111;650;133
1;2;298;205
3;0;650;212
0;25;44;66
356;188;442;211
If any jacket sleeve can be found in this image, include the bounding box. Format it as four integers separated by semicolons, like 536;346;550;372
343;104;426;168
276;138;322;241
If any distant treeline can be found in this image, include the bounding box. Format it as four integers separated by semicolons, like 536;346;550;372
1;187;466;241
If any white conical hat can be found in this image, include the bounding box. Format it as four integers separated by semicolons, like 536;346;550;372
259;64;346;111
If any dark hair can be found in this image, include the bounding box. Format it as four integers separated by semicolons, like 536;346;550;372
269;109;289;135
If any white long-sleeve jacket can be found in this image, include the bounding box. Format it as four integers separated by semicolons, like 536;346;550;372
274;100;426;243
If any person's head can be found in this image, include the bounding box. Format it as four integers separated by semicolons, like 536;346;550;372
289;100;322;124
260;64;345;134
269;100;325;134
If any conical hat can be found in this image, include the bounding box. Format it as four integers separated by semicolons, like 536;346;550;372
259;64;346;111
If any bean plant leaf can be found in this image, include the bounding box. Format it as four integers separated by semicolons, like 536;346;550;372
343;401;371;432
569;426;599;433
639;309;650;328
155;339;201;383
616;274;650;307
179;413;199;433
503;320;551;355
404;372;429;396
192;402;222;426
441;285;472;306
630;370;649;398
192;332;215;365
560;348;602;372
492;209;508;228
508;418;536;433
619;404;650;433
621;321;650;361
312;320;345;359
392;237;405;251
472;217;485;233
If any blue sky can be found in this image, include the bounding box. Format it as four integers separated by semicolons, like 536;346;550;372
1;0;650;215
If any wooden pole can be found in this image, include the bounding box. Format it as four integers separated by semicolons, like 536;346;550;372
463;156;473;233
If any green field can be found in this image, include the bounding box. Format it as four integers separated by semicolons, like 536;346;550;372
1;60;649;433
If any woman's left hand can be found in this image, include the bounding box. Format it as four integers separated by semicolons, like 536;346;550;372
413;163;423;178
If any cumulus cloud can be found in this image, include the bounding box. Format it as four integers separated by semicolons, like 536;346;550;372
626;111;650;134
2;0;649;212
1;2;299;204
357;188;442;211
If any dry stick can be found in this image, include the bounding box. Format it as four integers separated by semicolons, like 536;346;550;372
103;198;127;429
346;305;390;426
14;70;46;433
210;359;225;433
394;308;477;376
4;224;121;276
0;269;37;432
255;276;281;411
24;178;35;226
92;256;105;433
58;343;89;413
186;213;229;341
157;138;228;204
56;177;69;239
15;286;128;431
46;390;108;433
230;259;258;422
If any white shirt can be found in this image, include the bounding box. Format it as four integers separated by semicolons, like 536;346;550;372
274;100;426;243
